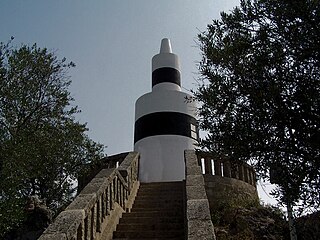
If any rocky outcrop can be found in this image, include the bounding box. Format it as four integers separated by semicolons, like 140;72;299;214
212;205;320;240
296;211;320;240
213;206;290;240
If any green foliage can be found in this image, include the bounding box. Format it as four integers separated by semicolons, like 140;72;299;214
0;40;105;236
211;197;260;225
213;204;289;240
195;0;320;212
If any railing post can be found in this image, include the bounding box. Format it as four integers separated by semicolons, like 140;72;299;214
196;151;256;188
214;160;222;176
223;161;231;178
243;165;249;183
231;164;238;179
204;157;212;175
238;164;244;181
248;169;255;186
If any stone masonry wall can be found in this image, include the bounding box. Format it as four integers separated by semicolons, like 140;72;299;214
204;174;259;211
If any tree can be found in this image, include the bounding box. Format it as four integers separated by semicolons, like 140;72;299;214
195;0;320;213
0;40;105;236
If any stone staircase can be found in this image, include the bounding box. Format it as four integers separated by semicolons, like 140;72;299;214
113;181;185;239
38;151;216;240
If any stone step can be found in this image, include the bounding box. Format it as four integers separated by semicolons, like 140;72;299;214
132;200;183;208
114;238;183;240
130;206;183;212
121;211;184;218
138;187;183;191
138;183;184;191
134;196;183;201
113;230;184;239
134;194;183;199
140;181;183;187
113;237;184;240
130;207;183;213
119;216;184;224
112;181;185;239
137;190;183;196
116;222;184;231
136;194;183;200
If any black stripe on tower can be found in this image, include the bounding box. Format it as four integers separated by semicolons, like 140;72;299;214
134;111;198;143
152;67;181;87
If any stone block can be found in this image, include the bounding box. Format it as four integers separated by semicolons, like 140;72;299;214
187;199;211;221
95;168;115;178
186;185;207;200
43;210;84;239
80;177;109;196
38;233;67;240
118;152;139;170
185;150;199;166
188;219;216;240
66;194;96;215
186;165;202;175
186;174;205;186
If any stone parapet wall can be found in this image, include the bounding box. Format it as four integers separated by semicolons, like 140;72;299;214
196;151;258;210
204;174;259;210
185;150;216;240
197;151;256;186
78;152;130;193
38;152;140;240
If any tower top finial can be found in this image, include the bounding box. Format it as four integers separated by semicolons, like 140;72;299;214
160;38;172;53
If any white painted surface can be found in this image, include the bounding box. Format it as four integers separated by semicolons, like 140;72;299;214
134;38;198;182
160;38;172;53
152;38;181;73
134;89;197;182
135;90;196;121
135;135;197;182
152;53;180;72
152;82;181;91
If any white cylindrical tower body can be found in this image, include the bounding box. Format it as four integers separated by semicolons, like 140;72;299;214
134;39;198;182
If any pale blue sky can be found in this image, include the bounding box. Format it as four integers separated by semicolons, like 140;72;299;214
0;0;277;205
1;0;241;154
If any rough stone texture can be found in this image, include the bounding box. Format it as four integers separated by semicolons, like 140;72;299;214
188;220;216;240
80;176;111;196
39;210;84;240
213;206;291;240
66;194;96;216
77;152;128;193
38;151;141;240
94;168;115;178
187;199;212;221
125;181;140;212
38;233;67;240
186;185;207;200
100;202;125;240
204;174;259;211
185;150;216;240
112;181;185;239
117;151;139;171
186;163;202;175
186;174;205;186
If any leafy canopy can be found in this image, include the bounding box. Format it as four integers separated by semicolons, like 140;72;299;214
195;0;320;212
0;40;105;235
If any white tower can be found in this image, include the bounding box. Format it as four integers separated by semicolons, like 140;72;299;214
134;38;198;182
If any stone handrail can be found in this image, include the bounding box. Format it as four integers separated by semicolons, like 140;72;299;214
196;151;256;186
185;150;216;240
78;152;130;193
39;151;140;240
